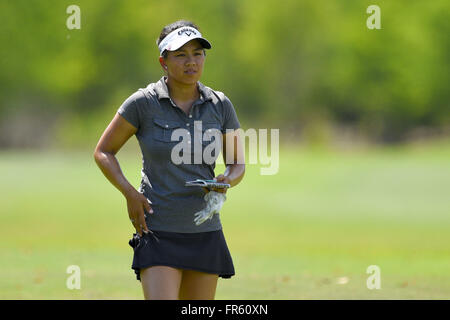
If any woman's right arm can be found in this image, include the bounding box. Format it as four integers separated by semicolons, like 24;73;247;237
93;113;151;235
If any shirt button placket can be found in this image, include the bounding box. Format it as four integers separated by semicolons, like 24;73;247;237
189;104;195;119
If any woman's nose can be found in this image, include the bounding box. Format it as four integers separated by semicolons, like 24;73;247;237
185;55;197;66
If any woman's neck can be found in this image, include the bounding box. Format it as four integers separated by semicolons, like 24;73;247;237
165;77;200;102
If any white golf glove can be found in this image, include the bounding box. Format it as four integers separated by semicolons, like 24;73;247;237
193;191;226;225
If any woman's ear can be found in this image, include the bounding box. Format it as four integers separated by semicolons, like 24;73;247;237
159;56;168;70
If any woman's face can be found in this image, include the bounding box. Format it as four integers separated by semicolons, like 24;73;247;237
161;39;205;85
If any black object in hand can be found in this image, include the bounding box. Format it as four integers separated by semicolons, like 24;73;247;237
128;233;140;249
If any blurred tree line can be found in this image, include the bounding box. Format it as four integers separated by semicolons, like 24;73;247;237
0;0;448;148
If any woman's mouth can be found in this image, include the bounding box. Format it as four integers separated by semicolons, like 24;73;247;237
185;69;197;75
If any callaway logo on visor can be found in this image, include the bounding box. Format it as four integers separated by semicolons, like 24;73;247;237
177;28;197;37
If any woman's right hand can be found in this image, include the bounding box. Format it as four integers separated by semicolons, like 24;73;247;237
125;189;153;236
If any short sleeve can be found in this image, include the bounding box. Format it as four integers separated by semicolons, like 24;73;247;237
117;91;143;130
221;95;241;134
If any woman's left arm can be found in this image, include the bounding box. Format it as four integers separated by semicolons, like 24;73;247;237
212;129;245;193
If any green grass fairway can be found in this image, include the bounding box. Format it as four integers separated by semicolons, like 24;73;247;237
1;140;449;299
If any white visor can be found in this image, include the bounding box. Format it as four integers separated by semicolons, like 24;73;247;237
158;26;212;56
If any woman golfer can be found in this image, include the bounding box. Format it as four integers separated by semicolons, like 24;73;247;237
94;20;245;300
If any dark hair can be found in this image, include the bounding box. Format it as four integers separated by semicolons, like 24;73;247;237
157;20;206;58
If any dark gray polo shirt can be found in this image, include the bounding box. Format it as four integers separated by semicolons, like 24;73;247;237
117;76;241;233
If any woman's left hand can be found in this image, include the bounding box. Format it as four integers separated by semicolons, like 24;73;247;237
202;174;230;194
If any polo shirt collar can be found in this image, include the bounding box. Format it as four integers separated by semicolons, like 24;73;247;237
154;76;213;103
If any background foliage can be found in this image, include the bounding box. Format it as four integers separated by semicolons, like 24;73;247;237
0;0;449;148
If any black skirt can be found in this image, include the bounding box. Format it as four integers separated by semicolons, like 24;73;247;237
129;229;235;281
